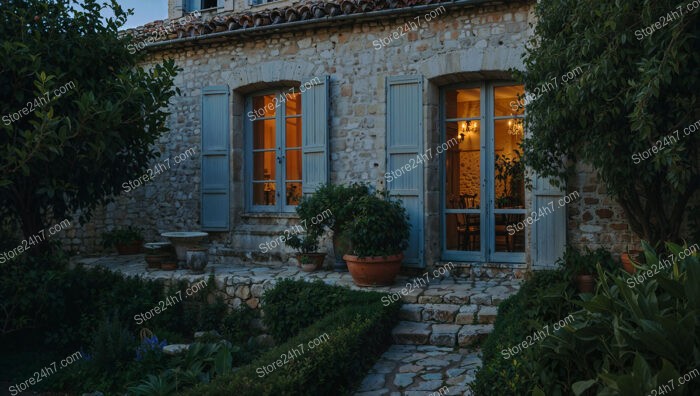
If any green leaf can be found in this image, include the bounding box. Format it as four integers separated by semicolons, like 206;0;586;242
572;379;596;395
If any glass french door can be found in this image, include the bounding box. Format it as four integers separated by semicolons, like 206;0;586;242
248;91;302;212
442;82;526;263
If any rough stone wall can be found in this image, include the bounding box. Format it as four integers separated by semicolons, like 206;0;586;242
568;163;642;257
458;151;480;199
58;2;644;271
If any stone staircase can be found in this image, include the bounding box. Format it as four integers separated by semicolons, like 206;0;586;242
354;276;521;395
391;279;518;348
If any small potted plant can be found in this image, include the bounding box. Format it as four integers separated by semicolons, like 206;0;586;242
562;247;616;293
295;183;370;271
286;232;325;272
343;193;411;286
102;226;144;255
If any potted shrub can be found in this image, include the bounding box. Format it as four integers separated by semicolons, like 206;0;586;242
567;249;595;293
343;194;410;286
294;183;370;271
562;247;615;293
102;227;144;255
286;233;325;272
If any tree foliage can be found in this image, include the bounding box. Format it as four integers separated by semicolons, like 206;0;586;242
0;0;180;241
520;0;700;245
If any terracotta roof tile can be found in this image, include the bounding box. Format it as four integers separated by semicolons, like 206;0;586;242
124;0;492;44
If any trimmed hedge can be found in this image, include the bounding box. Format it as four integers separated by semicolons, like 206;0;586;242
261;278;396;341
472;270;578;395
181;280;400;395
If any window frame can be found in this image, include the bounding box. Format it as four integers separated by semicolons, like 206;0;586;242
439;81;527;264
186;0;219;12
249;0;278;6
245;88;302;213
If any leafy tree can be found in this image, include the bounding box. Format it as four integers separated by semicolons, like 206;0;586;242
0;0;180;244
519;0;699;245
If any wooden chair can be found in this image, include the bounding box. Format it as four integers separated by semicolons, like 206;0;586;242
495;213;515;252
447;195;470;250
461;194;480;251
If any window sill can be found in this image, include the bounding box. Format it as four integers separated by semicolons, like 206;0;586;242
249;1;281;8
241;212;298;219
185;7;220;15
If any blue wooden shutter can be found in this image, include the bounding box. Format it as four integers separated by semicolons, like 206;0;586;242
530;174;566;269
201;86;230;231
301;76;330;195
386;76;424;268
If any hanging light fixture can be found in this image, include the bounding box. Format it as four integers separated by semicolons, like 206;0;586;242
457;120;479;143
507;117;524;136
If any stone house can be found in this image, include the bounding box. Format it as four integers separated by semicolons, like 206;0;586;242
66;0;641;276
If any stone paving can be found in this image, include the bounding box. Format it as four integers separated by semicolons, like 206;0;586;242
355;345;481;396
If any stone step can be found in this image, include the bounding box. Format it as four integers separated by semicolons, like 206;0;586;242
399;303;498;325
407;284;514;306
391;321;493;347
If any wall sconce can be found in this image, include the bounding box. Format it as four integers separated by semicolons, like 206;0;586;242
458;121;478;143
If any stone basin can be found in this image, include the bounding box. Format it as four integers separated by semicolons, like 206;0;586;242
161;232;209;262
144;241;172;251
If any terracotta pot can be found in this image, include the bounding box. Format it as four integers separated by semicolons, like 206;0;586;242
145;253;167;269
343;253;403;287
160;260;178;271
620;251;641;274
297;253;326;272
116;240;144;255
575;274;596;293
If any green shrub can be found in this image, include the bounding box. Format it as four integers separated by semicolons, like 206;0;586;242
531;242;700;395
181;301;400;396
261;278;393;342
101;226;144;248
220;305;258;344
89;314;138;371
295;183;371;234
477;243;700;396
345;194;410;257
0;262;255;393
561;245;618;278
